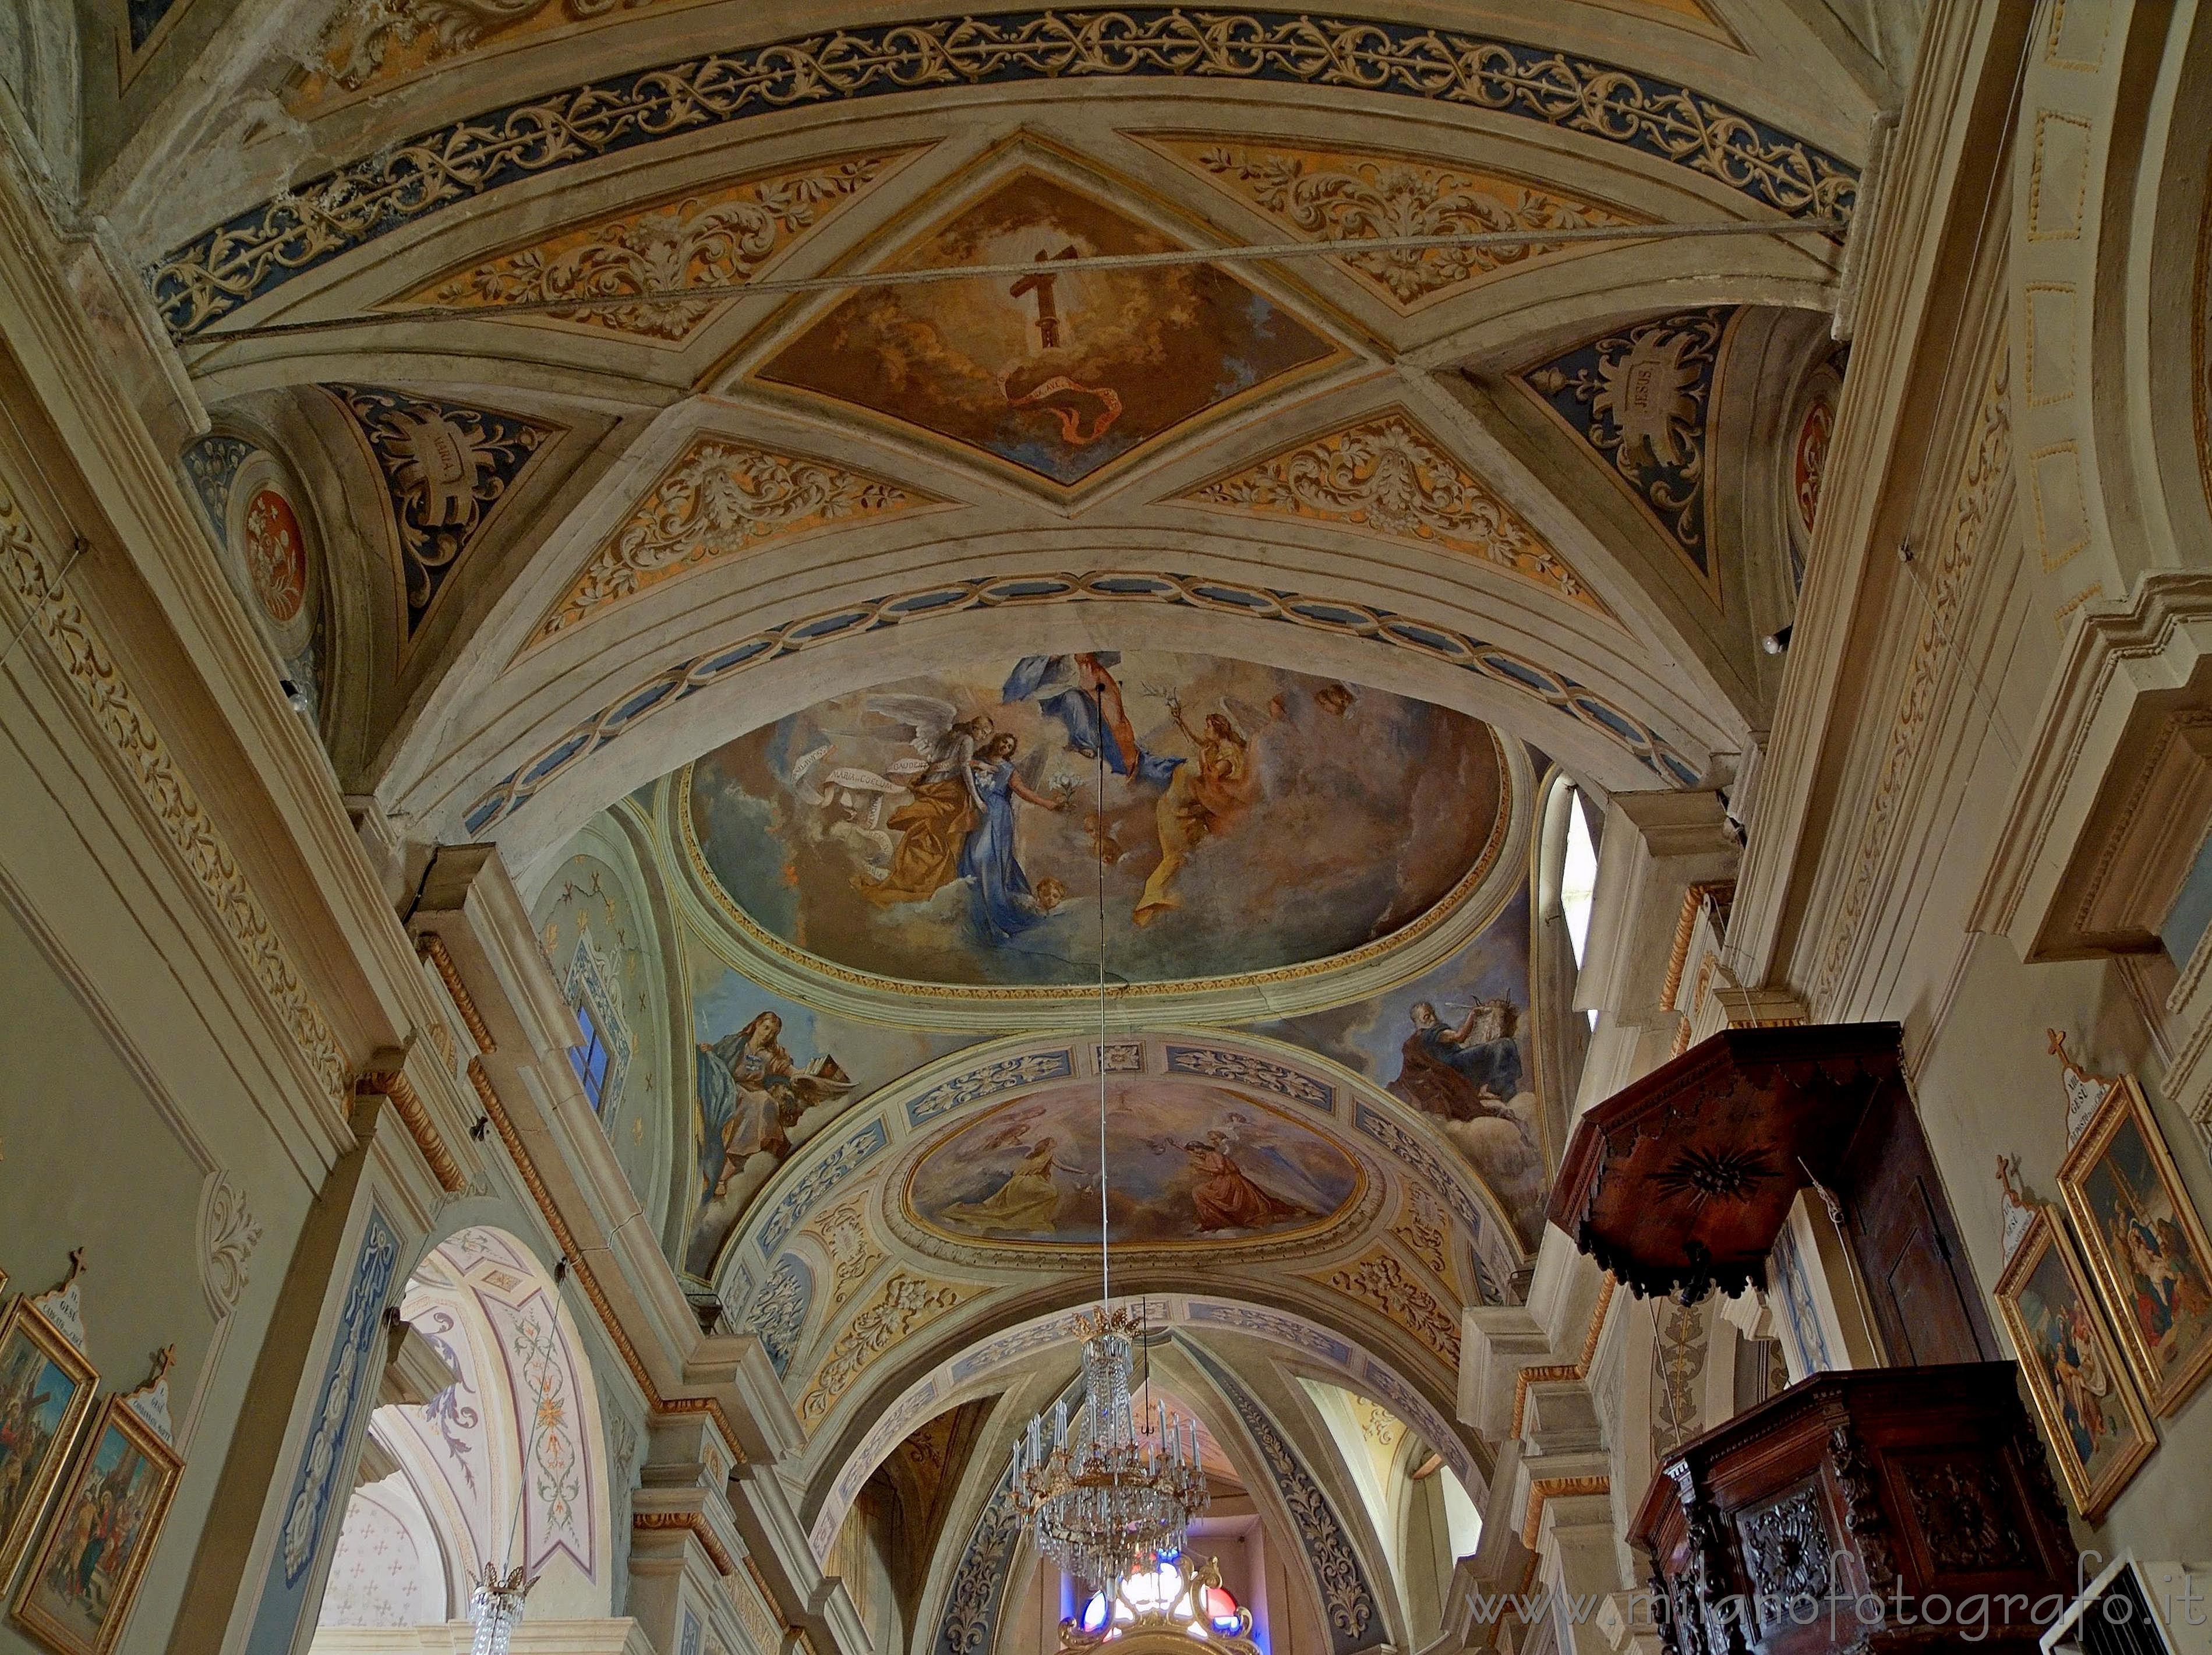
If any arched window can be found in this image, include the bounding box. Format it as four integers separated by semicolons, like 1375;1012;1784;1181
1560;788;1599;974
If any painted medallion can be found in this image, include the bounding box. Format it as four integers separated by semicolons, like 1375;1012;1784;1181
241;486;308;625
683;652;1506;990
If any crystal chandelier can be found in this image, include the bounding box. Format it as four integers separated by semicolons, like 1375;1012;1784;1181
1010;1308;1211;1585
467;1563;532;1655
1007;733;1209;1587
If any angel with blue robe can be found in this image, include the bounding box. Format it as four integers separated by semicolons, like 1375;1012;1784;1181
957;732;1069;945
1001;654;1182;787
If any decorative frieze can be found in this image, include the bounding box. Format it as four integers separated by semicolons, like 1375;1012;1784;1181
1151;138;1642;307
1183;410;1610;616
408;153;913;343
531;436;931;644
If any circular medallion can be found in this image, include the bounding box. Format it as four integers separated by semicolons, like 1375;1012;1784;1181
241;486;308;625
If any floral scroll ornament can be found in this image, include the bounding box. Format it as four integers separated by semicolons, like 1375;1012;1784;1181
1522;308;1732;571
327;385;552;635
154;12;1853;338
532;437;923;641
1185;412;1607;616
1180;142;1641;306
416;155;903;343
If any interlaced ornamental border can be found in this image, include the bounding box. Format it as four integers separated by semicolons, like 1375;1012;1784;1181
152;8;1858;337
457;569;1702;836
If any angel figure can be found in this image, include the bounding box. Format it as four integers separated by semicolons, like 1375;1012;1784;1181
854;696;995;906
1133;694;1262;926
959;732;1070;945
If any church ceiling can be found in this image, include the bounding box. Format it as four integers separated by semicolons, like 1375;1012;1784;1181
71;4;1890;1619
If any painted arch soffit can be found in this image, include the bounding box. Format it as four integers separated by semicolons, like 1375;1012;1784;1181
278;0;1766;119
800;1293;1483;1568
412;571;1708;871
706;1028;1529;1322
151;9;1860;342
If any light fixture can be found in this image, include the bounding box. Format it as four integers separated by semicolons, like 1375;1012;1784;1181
467;1562;533;1655
1012;1307;1210;1586
1759;624;1793;656
1008;728;1209;1586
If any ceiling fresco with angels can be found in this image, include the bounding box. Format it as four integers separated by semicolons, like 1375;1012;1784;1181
679;651;1507;991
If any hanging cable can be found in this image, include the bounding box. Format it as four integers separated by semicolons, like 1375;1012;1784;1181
178;218;1846;353
1097;724;1110;1315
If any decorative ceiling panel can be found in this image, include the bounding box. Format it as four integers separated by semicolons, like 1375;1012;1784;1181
528;435;940;647
677;650;1507;992
399;150;923;346
1140;136;1646;311
752;169;1344;495
1180;407;1614;618
1515;306;1735;595
325;383;561;642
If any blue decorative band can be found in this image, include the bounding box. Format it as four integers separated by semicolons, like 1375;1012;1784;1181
151;8;1856;337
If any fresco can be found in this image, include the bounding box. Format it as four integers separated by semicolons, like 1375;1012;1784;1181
685;945;981;1277
755;171;1340;489
684;652;1503;990
905;1082;1361;1247
1257;890;1543;1250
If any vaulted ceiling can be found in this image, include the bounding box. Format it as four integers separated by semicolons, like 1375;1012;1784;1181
40;0;1904;1643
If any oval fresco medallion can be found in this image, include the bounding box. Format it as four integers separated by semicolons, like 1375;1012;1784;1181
241;486;309;626
903;1081;1362;1249
682;651;1507;990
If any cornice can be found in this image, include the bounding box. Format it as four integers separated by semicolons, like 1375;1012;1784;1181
1967;569;2212;946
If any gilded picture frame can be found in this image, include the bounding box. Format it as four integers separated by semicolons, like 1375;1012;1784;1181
11;1393;181;1655
2058;1074;2212;1416
1993;1205;2156;1522
0;1297;98;1591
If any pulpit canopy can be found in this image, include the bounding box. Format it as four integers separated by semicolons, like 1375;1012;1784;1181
1546;1022;1904;1300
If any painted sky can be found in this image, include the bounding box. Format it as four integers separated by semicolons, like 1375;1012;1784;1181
757;171;1338;487
685;652;1503;990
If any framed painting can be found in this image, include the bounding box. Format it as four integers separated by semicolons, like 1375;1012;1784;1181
11;1391;180;1655
1994;1206;2156;1522
0;1297;97;1589
2059;1074;2212;1416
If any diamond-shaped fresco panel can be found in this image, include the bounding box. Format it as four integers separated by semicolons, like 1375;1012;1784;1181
754;170;1344;492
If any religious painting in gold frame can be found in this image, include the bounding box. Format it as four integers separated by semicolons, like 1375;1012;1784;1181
1993;1206;2156;1521
0;1296;97;1589
2059;1074;2212;1416
10;1391;180;1655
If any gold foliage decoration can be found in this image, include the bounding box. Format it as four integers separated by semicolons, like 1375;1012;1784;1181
1185;409;1610;617
1150;137;1644;308
531;436;932;644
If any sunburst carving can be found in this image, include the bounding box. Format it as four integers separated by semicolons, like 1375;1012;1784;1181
400;151;918;344
1182;409;1612;617
528;435;937;645
1144;137;1645;309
